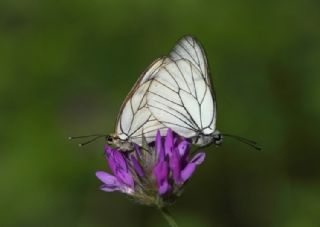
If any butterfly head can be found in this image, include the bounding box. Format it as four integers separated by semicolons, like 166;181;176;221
106;134;116;145
212;130;224;146
106;134;123;147
106;134;133;151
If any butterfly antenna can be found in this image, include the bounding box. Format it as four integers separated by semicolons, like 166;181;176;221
222;134;262;151
68;134;105;147
68;134;105;140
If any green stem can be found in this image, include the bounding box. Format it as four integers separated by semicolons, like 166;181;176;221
159;207;179;227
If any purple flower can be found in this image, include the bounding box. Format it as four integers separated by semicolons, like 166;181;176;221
96;129;206;207
96;146;134;194
153;160;171;195
169;139;206;185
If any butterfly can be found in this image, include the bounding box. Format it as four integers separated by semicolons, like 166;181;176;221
145;36;222;147
146;36;260;149
105;57;170;150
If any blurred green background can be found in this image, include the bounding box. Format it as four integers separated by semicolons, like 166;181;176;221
1;0;320;226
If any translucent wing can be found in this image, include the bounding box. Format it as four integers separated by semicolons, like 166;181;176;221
147;58;216;138
169;35;212;86
115;58;169;145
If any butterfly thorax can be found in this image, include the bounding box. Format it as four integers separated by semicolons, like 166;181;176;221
193;134;214;146
193;130;223;147
106;134;134;151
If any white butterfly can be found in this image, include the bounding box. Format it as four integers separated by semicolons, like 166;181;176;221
106;57;170;150
146;36;223;147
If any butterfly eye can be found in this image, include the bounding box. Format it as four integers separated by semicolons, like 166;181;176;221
106;135;113;143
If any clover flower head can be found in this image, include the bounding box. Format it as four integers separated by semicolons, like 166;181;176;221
96;128;205;208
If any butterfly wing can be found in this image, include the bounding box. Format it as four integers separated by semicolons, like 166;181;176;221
147;59;216;138
115;58;169;145
169;35;212;87
147;36;216;139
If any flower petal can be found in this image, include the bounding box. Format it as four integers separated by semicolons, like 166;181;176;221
178;140;190;157
131;155;144;177
191;152;206;165
158;180;172;195
156;130;164;161
104;145;115;159
165;128;174;157
169;148;182;184
96;171;134;194
180;153;205;183
96;171;117;184
178;140;191;167
112;150;128;171
153;161;171;195
153;161;168;182
107;155;117;174
116;169;134;188
180;163;196;183
100;184;121;192
104;145;118;173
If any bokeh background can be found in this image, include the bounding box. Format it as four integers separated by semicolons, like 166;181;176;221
1;0;320;226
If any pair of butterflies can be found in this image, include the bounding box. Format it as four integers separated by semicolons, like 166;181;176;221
72;36;260;151
112;35;220;151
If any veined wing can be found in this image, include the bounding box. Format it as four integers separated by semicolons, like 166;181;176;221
147;58;216;138
115;58;169;145
169;35;212;86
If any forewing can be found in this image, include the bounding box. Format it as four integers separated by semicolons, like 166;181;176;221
115;58;168;145
147;59;216;138
169;35;212;86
